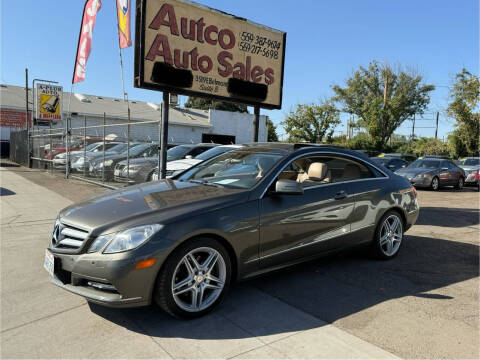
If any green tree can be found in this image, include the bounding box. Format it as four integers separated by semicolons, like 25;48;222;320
267;118;279;142
448;69;480;156
332;61;435;150
185;97;248;113
447;129;468;158
282;101;340;143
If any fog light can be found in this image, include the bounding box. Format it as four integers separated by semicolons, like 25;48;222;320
135;258;156;269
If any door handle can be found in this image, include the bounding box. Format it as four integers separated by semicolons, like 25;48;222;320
334;190;347;200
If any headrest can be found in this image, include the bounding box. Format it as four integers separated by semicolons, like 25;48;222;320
307;162;327;181
343;163;361;178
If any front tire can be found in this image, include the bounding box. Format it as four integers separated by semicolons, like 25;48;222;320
371;210;404;260
454;177;464;190
430;176;439;191
154;237;232;319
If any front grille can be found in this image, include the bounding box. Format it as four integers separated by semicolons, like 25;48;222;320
51;221;89;251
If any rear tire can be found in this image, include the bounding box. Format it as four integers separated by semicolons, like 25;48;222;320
430;176;439;191
370;210;404;260
154;237;232;319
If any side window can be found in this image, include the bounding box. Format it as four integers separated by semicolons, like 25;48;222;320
276;154;376;188
440;161;449;169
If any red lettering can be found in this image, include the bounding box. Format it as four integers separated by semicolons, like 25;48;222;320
189;47;199;71
148;4;179;35
251;66;263;83
265;68;274;85
218;29;235;50
217;51;233;77
146;34;173;64
198;55;213;73
233;62;246;79
205;25;218;46
174;49;189;68
180;18;195;40
196;17;205;43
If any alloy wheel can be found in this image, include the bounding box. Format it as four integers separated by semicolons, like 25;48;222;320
431;177;439;190
379;214;403;257
171;247;226;312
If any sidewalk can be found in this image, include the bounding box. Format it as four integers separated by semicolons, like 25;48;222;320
1;166;399;359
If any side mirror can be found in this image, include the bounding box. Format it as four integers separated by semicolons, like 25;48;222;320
185;155;193;159
274;179;304;195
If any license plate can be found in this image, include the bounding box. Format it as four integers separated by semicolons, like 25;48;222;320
44;250;54;277
114;169;120;176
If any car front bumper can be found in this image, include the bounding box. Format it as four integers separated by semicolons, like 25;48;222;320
46;248;165;308
407;177;432;188
465;173;479;186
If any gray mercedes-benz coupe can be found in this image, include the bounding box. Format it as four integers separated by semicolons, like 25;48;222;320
44;143;419;318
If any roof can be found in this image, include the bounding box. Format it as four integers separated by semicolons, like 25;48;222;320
0;84;211;128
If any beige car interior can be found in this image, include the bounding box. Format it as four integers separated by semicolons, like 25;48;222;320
277;157;363;186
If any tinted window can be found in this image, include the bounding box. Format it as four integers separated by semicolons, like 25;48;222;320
463;158;480;166
167;145;192;161
188;146;213;158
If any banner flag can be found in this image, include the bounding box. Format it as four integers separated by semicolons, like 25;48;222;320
116;0;132;48
73;0;102;84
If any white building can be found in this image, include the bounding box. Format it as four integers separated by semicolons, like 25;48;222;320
0;84;268;153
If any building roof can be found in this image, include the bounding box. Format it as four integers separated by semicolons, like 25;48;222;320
0;84;211;128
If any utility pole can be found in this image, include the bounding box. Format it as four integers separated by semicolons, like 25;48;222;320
435;112;439;139
411;114;415;140
25;68;30;168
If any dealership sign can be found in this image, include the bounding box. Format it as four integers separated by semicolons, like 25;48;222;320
36;84;63;121
134;0;286;109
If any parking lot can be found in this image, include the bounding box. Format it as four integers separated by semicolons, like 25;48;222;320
1;162;479;359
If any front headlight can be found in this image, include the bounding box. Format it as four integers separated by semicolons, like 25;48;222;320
414;173;431;179
88;224;163;254
97;160;113;168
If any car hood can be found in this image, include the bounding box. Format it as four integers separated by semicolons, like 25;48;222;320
460;165;480;171
59;180;247;234
167;159;202;171
395;168;435;177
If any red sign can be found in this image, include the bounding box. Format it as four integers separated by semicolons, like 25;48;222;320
0;109;32;127
73;0;102;84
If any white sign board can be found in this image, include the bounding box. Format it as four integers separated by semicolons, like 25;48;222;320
36;84;63;121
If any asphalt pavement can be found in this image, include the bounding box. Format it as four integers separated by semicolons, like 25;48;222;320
1;162;478;359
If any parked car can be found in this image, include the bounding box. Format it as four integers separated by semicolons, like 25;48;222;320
71;143;135;173
370;156;409;172
378;153;417;162
89;143;159;180
151;144;243;180
53;142;122;169
395;158;465;190
45;143;418;318
45;138;101;159
114;143;219;184
456;157;480;189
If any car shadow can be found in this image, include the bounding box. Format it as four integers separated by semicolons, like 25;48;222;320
415;207;479;227
0;187;16;196
90;233;478;340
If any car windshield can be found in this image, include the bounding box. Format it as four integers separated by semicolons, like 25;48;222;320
120;144;153;157
371;158;390;166
84;142;101;151
107;143;128;153
177;150;284;189
407;159;440;169
167;145;193;161
459;158;480;166
195;146;235;161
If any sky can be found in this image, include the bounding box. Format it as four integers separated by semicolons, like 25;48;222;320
1;0;478;140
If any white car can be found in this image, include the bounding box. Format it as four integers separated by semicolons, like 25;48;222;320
152;144;242;180
52;142;121;168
